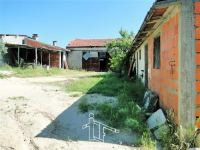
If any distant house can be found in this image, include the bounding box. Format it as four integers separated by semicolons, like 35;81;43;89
0;34;69;68
130;0;200;129
66;39;112;72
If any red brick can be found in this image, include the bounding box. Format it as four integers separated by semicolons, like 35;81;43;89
197;81;200;92
196;40;200;52
196;27;200;39
195;2;200;14
197;53;200;65
197;95;200;105
195;15;200;27
197;68;200;80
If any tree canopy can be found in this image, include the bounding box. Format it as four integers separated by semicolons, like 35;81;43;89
106;29;134;74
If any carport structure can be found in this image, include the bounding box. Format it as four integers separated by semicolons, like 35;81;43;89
1;34;69;68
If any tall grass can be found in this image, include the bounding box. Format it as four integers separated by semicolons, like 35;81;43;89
0;65;96;78
67;73;155;149
66;73;145;98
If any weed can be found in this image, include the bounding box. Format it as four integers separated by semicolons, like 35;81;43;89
159;110;199;149
68;92;82;97
66;73;145;97
0;66;99;78
138;131;156;150
8;96;28;101
125;118;139;129
70;73;153;148
78;98;94;113
0;74;4;78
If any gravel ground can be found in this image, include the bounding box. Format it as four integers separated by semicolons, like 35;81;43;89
0;75;143;150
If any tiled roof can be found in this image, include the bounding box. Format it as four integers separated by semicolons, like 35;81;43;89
67;39;114;48
131;0;177;52
23;38;69;51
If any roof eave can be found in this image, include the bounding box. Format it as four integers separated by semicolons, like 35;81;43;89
131;0;180;53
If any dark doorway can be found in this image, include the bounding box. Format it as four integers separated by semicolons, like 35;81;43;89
99;52;108;72
82;51;109;72
61;52;63;68
145;44;148;88
82;51;99;71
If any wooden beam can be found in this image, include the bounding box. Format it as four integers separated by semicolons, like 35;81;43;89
35;48;38;66
41;50;42;67
59;51;62;68
49;52;50;67
154;0;179;9
17;47;20;65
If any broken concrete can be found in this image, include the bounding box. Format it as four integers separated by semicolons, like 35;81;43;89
147;109;166;130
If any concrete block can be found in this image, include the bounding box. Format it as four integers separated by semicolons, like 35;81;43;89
147;109;166;130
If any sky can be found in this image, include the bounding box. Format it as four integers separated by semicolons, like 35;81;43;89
0;0;155;47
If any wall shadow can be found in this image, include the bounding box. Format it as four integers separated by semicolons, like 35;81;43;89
36;74;138;146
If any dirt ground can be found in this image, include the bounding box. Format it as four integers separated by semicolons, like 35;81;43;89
0;75;141;150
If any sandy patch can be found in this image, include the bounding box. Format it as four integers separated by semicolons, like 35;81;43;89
0;76;140;150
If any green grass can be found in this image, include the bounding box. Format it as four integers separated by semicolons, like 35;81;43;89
0;74;4;78
66;73;145;99
78;97;96;113
66;75;104;94
68;73;155;148
0;65;98;78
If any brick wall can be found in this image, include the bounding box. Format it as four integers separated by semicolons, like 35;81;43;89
148;13;179;122
194;2;200;128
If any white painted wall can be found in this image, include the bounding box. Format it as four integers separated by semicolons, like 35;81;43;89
135;44;146;84
0;35;25;45
68;47;107;70
68;51;82;69
0;54;4;66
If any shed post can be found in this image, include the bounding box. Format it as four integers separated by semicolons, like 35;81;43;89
17;47;20;65
49;52;50;67
35;48;38;66
40;50;43;67
59;51;62;68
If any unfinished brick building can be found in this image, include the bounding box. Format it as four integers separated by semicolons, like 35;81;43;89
131;0;200;129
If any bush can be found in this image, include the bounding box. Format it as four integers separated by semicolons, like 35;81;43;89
106;29;134;74
78;98;93;113
138;131;156;150
125;118;139;129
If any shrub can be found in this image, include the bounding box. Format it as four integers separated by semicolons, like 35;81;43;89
138;131;156;150
106;29;134;74
125;118;139;129
78;98;93;113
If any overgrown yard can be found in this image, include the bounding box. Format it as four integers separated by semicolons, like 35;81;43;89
0;66;101;78
0;68;156;149
65;73;156;149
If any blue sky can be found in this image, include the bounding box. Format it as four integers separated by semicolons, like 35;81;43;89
0;0;155;47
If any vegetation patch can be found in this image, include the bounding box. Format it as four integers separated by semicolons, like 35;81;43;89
0;74;5;79
78;97;95;113
0;65;98;78
66;73;145;100
158;111;200;149
8;96;28;101
69;73;155;149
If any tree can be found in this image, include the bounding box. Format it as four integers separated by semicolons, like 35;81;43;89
0;39;7;55
0;39;7;65
107;29;134;74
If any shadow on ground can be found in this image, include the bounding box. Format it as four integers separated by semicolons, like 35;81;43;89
36;74;138;146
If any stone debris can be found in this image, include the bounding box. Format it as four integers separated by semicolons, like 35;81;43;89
147;109;166;130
